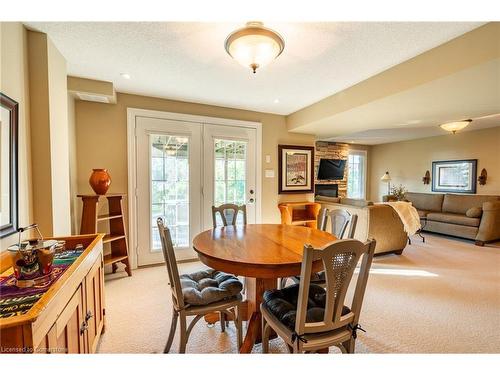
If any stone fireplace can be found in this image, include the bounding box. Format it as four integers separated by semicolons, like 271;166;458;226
314;141;349;197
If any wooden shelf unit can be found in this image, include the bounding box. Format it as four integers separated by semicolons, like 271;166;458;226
78;194;132;276
278;201;322;228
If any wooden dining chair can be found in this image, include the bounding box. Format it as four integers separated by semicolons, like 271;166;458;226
212;203;248;295
157;218;243;353
320;208;358;239
261;238;376;354
281;208;359;289
211;203;247;228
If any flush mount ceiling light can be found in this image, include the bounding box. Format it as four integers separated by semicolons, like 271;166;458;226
225;21;285;74
440;119;472;134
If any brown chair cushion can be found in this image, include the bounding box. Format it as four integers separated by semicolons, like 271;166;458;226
427;212;480;227
262;283;350;331
466;207;483;218
442;194;499;215
405;193;444;212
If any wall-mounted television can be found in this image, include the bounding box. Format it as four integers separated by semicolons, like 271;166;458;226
317;159;346;180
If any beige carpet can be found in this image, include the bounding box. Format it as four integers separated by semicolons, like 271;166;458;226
97;234;500;353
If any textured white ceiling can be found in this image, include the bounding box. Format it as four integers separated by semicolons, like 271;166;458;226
26;22;484;115
295;57;500;143
329;115;500;145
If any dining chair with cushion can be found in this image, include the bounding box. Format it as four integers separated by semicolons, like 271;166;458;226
157;218;243;353
212;203;248;295
211;203;247;227
261;238;376;353
280;208;359;288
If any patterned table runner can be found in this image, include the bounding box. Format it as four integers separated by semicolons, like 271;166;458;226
0;249;83;318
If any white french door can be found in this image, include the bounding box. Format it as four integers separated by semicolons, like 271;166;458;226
136;117;202;264
202;124;256;230
135;116;258;266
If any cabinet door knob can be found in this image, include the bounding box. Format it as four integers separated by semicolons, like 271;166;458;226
85;311;94;322
80;321;88;335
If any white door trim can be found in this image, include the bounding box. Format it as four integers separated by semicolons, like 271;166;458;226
127;107;263;269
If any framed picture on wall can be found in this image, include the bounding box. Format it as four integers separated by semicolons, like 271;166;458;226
278;145;314;194
431;159;477;194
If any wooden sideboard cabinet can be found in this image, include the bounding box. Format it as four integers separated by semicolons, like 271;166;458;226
0;234;105;354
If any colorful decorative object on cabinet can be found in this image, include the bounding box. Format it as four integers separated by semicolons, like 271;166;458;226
7;224;58;287
0;248;84;318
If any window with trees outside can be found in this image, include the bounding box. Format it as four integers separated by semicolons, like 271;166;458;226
347;150;367;199
214;139;247;226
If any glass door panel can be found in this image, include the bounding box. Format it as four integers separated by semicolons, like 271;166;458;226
150;135;190;251
214;139;247;226
136;117;201;265
203;124;257;229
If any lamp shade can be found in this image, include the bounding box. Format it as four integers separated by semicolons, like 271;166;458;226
225;22;285;73
381;171;392;182
440;119;472;134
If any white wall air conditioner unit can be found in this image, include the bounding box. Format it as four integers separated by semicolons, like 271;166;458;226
76;92;110;103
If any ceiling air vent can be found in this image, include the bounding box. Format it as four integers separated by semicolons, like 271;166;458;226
76;93;110;103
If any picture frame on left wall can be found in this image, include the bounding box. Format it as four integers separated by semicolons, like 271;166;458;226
278;145;314;194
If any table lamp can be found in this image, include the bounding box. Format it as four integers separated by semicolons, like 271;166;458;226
381;171;392;195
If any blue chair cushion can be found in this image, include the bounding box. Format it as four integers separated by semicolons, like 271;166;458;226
180;268;243;306
263;283;350;331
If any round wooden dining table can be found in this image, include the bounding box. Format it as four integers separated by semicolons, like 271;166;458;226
192;224;337;353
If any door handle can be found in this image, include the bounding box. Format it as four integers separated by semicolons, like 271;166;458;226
249;189;254;194
248;198;255;203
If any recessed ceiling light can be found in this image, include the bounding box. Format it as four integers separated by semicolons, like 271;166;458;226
273;99;280;104
120;73;131;79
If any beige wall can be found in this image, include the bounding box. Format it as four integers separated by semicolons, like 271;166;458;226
47;37;71;236
67;93;78;234
369;127;500;201
27;30;71;236
74;92;315;228
0;22;33;250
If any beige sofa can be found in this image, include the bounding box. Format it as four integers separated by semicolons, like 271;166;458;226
316;196;408;256
383;192;500;246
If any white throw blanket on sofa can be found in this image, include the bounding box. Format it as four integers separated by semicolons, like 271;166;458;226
381;201;421;236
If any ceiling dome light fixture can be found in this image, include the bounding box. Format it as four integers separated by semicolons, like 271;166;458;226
440;119;472;134
225;21;285;74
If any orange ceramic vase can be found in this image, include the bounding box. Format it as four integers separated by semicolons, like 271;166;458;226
89;169;111;195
